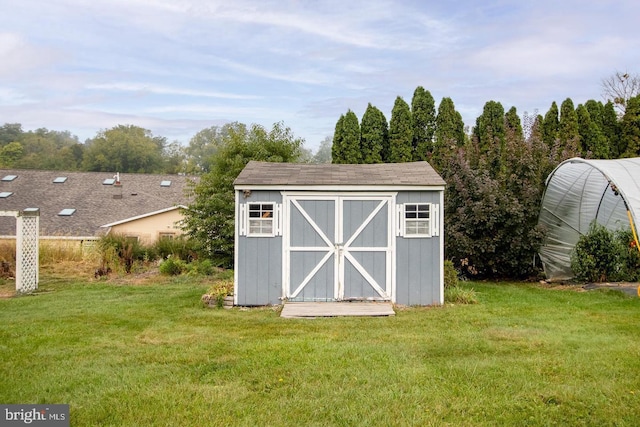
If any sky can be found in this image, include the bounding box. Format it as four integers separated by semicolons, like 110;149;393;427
1;1;639;152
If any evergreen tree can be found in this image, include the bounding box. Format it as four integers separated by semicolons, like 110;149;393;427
433;97;465;170
576;104;609;158
558;98;580;153
473;100;506;155
388;96;413;162
341;110;362;163
331;114;345;164
584;100;604;130
360;103;388;163
505;106;524;141
472;101;506;177
602;101;622;158
620;94;640;157
411;86;436;161
541;101;560;149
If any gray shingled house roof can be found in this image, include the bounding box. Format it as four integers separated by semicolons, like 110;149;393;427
0;169;196;237
234;161;446;187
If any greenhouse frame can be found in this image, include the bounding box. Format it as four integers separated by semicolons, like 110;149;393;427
538;157;640;280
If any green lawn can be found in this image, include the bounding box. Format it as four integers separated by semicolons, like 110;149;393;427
1;278;639;426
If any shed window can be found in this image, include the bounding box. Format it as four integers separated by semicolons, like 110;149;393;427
248;203;274;236
405;204;430;236
397;203;439;238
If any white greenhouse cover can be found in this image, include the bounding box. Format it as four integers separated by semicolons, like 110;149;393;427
538;157;640;280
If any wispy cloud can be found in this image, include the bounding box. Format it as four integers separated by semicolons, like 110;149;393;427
86;82;262;100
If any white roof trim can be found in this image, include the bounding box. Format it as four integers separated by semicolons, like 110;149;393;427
235;184;445;192
100;205;187;228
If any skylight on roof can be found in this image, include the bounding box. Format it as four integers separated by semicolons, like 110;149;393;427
53;176;68;183
103;178;115;185
0;192;12;198
2;175;17;182
160;180;172;187
58;208;76;216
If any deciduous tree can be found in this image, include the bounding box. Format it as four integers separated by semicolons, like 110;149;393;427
83;125;166;173
182;122;304;267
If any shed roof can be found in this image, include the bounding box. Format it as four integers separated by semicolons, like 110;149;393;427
0;169;196;237
234;161;446;188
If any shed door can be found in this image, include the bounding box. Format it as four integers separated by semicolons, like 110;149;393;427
284;195;393;302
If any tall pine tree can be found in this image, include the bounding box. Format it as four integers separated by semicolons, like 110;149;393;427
331;114;345;164
360;103;388;163
388;96;413;162
433;97;465;170
576;104;609;158
620;94;640;157
331;110;362;164
541;101;559;149
558;98;580;155
411;86;436;161
341;110;362;163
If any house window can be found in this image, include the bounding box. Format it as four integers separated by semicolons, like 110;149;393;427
159;232;175;240
404;203;431;237
248;203;274;236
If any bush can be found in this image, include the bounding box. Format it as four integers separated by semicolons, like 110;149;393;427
613;229;640;282
97;234;157;273
186;259;215;276
443;260;478;304
444;285;478;304
571;223;640;282
159;257;187;276
443;260;459;289
154;236;199;262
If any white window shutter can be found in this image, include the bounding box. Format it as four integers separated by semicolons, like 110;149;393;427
275;203;283;236
396;204;404;237
239;204;247;236
431;203;439;237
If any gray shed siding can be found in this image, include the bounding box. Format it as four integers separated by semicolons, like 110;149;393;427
236;190;283;305
395;191;443;306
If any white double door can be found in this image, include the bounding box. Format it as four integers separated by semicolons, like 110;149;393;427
283;194;394;302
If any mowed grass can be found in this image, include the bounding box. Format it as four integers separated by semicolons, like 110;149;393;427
1;277;640;426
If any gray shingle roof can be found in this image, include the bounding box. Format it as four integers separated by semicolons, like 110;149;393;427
234;161;446;187
0;169;196;237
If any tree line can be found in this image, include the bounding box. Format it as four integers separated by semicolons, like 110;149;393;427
330;82;640;279
3;72;639;278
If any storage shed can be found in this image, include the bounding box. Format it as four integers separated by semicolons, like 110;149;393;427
538;157;640;280
233;161;446;306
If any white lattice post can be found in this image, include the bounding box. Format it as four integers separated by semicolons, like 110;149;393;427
16;208;39;293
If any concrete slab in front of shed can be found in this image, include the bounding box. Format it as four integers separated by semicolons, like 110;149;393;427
280;302;395;318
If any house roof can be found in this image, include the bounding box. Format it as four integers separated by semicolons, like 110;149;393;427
0;169;196;237
234;161;446;188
